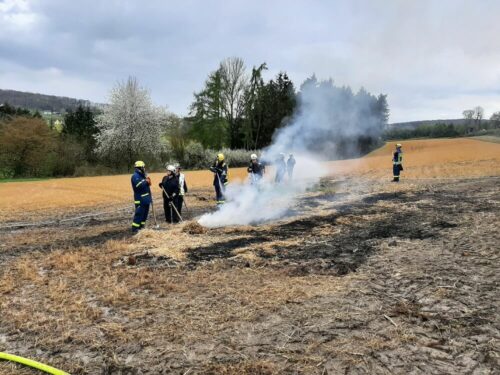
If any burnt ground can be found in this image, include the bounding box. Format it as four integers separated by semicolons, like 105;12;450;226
0;177;499;374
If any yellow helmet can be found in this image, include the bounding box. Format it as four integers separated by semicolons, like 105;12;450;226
134;160;146;168
396;143;402;148
217;153;224;161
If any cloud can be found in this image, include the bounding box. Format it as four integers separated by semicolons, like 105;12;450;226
1;0;499;121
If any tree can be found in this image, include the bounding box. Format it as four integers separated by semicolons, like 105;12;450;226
284;76;387;158
462;109;475;132
242;63;267;149
63;104;99;162
0;117;57;177
473;106;484;129
163;113;189;162
256;72;296;148
189;69;228;149
95;77;166;167
0;103;43;121
490;111;500;129
218;57;249;148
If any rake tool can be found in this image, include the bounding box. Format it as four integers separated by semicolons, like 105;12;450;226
160;186;183;222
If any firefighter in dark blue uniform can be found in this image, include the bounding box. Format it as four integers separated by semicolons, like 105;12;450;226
392;143;403;182
209;153;228;204
159;165;180;224
247;153;265;184
287;154;296;180
131;161;152;232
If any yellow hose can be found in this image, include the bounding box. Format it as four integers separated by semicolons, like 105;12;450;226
0;352;69;375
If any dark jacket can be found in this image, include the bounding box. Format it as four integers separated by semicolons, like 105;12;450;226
393;151;403;165
159;175;179;201
131;169;152;205
210;161;228;186
287;156;296;170
247;161;265;177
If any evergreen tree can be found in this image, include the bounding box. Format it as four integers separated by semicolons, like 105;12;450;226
189;69;228;149
63;104;99;162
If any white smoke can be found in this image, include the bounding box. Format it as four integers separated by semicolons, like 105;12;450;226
198;153;326;228
198;77;384;227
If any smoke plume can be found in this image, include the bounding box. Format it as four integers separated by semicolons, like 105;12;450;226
198;77;385;227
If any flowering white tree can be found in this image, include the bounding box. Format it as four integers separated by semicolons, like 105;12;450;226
95;77;166;167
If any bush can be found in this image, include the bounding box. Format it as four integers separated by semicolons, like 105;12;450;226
51;136;86;176
160;142;258;170
0;117;58;177
181;141;212;170
219;148;252;167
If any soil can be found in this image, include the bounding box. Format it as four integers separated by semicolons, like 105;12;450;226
0;177;498;374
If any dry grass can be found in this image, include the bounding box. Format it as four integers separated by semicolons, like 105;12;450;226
0;169;246;222
0;235;351;373
1;174;498;373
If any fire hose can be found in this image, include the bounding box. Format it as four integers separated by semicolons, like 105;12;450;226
0;352;69;375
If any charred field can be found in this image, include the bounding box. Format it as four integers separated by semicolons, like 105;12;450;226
0;177;499;374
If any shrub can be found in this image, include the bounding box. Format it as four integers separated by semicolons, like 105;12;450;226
219;148;252;167
0;117;58;177
181;141;212;170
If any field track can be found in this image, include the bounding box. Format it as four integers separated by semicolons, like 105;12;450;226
1;138;499;223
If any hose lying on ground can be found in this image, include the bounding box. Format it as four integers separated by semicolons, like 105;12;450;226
0;352;69;375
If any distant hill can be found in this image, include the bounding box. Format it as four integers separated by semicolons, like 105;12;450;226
387;119;489;130
0;89;105;113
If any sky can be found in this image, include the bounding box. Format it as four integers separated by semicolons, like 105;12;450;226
1;0;499;123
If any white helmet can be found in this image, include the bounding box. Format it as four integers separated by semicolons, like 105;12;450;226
279;152;285;158
166;165;176;172
250;153;258;160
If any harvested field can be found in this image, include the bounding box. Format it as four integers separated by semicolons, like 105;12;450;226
1;138;499;223
0;138;499;374
328;137;500;179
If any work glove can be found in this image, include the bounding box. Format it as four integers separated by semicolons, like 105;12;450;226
146;177;151;186
158;182;162;188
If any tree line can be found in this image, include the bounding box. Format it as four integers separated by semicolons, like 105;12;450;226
0;57;390;178
385;106;500;140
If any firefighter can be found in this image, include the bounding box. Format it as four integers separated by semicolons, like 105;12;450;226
247;153;265;183
174;164;188;217
287;153;296;180
209;153;228;204
393;143;403;182
275;153;287;183
159;165;180;223
131;160;152;233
